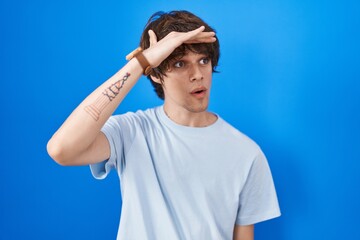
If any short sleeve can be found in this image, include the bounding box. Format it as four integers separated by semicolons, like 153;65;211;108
236;149;281;225
89;116;123;179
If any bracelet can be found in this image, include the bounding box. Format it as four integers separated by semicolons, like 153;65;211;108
126;47;152;76
135;51;152;76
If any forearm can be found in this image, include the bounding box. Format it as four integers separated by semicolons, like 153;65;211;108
47;58;142;165
47;26;216;166
233;225;254;240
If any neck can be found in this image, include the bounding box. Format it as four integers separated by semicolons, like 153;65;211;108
163;104;217;127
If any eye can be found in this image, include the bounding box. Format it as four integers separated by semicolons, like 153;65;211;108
199;57;210;65
173;61;185;68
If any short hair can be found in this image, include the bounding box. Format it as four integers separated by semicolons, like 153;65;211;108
139;10;220;100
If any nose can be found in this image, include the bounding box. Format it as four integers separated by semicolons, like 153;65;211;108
189;64;204;82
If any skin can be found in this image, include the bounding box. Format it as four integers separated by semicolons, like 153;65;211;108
152;51;217;127
47;26;215;166
47;26;254;239
233;225;254;240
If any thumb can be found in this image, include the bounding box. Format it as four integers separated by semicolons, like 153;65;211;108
148;30;158;47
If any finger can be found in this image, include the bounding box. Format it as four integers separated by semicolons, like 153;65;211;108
192;31;215;40
196;31;216;38
191;25;206;34
184;30;215;42
185;37;217;44
184;31;216;44
180;26;206;40
148;30;158;47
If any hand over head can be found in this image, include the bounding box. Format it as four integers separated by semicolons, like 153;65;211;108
145;26;216;68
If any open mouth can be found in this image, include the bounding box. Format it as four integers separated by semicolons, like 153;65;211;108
191;87;207;98
192;89;205;94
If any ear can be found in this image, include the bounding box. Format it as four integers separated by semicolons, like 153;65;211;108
150;75;162;84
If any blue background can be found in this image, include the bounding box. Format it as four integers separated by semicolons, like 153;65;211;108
1;0;359;239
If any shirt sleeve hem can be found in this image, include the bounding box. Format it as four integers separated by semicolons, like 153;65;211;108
236;210;281;226
89;128;115;180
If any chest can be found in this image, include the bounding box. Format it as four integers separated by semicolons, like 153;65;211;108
144;131;249;199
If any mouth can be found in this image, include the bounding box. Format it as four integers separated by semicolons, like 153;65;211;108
190;87;207;98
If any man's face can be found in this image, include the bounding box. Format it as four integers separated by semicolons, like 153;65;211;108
159;51;213;114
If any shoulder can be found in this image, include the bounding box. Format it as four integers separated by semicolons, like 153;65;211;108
110;107;154;120
216;117;261;155
108;107;160;129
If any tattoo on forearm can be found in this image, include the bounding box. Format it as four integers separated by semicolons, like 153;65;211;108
84;72;131;121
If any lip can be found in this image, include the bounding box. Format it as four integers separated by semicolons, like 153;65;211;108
190;86;207;98
190;86;207;94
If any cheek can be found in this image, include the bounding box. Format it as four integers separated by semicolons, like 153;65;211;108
203;69;213;83
163;77;186;95
201;65;212;76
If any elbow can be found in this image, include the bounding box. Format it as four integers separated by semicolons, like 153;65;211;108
47;138;73;166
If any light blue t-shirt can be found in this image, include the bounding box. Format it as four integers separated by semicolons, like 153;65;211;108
90;106;280;240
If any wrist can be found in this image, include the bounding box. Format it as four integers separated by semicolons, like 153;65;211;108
135;51;152;76
126;47;152;76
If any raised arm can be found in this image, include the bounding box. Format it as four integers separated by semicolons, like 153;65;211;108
47;26;216;166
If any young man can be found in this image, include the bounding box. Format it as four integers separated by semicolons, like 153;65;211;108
47;10;280;240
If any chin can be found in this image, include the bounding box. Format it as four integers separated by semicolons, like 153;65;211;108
187;103;209;113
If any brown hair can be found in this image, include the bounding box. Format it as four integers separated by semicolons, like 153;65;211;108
139;10;220;100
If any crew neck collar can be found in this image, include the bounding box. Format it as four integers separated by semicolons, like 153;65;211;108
156;105;221;134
